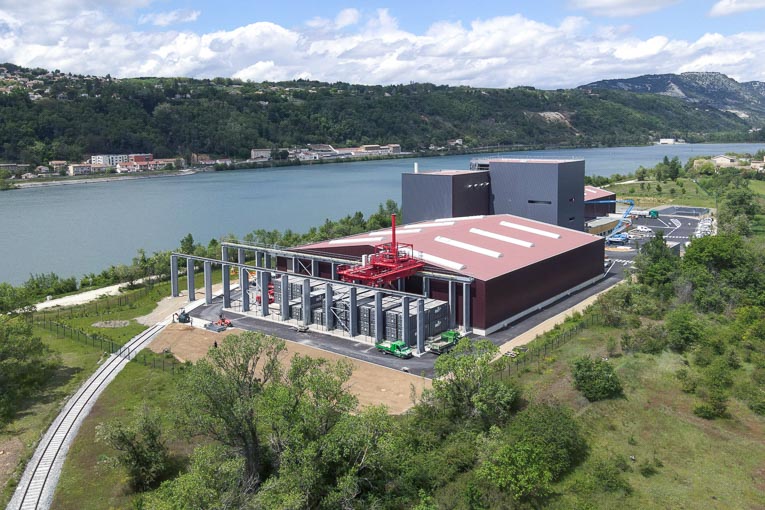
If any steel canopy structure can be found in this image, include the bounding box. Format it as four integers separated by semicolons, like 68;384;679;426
337;214;425;287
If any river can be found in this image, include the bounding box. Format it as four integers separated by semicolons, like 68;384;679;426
2;142;763;285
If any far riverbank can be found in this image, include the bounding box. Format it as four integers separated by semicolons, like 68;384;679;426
10;168;200;189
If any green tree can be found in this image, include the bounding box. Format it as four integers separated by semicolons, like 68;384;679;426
0;316;58;423
141;444;247;510
665;306;706;352
633;231;680;298
96;406;169;491
179;233;195;254
571;356;623;401
430;337;517;423
176;331;286;489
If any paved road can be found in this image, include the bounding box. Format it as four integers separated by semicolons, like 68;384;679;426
190;265;628;379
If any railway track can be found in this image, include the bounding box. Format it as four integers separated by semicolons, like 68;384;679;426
8;322;167;510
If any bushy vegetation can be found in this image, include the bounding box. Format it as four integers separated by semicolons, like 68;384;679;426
0;64;754;167
0;315;59;424
571;356;623;401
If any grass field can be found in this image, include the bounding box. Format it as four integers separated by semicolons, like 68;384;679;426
0;328;104;508
500;327;765;509
605;179;716;209
50;361;188;510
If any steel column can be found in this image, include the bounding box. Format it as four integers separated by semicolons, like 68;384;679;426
238;248;249;312
331;263;338;280
186;258;195;302
311;259;319;276
260;271;270;317
324;283;334;330
374;291;384;342
402;296;411;346
221;246;231;308
349;287;358;336
302;278;311;326
462;282;471;333
170;255;179;297
265;253;272;268
204;261;213;305
422;276;430;297
256;251;264;268
280;274;289;320
417;298;426;354
448;281;457;329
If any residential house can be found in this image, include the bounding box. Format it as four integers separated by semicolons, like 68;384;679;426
711;155;738;168
21;172;37;179
116;161;140;173
250;148;272;160
48;160;67;173
67;164;92;176
90;154;128;166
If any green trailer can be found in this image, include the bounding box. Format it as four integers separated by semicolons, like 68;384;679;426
428;329;462;355
376;340;413;359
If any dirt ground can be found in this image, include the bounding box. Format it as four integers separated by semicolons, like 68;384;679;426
148;323;431;414
0;437;23;496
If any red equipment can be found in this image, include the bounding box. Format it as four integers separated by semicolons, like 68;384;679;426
255;281;275;305
336;214;425;288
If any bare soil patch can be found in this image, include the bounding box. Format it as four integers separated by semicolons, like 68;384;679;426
0;437;24;495
149;323;431;414
91;320;130;328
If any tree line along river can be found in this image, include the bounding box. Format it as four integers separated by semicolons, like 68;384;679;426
2;143;763;285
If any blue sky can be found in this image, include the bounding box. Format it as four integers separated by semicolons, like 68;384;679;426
2;0;765;87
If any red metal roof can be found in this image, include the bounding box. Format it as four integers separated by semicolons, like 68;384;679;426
299;214;603;282
583;185;615;202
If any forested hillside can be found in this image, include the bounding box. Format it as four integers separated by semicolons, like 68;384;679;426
0;64;756;165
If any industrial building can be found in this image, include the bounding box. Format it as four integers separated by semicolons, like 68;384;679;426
295;214;604;335
584;185;616;220
404;159;585;231
402;170;490;223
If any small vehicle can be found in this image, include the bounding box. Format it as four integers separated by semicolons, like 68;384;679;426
376;340;413;359
215;314;232;328
503;350;518;358
428;329;461;355
294;325;309;333
634;226;653;233
173;309;191;323
204;322;227;333
606;233;629;245
648;210;660;219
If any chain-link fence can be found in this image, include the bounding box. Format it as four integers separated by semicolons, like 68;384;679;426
496;313;601;378
35;318;182;374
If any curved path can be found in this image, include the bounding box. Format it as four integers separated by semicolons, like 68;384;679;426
7;322;167;510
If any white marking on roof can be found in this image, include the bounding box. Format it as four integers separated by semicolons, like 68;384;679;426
328;236;383;245
434;236;503;258
371;228;422;235
413;222;455;228
435;215;485;222
585;188;597;194
402;247;466;271
499;221;561;239
469;228;534;248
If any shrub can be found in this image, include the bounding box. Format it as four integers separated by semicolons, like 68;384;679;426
590;458;632;493
96;406;169;491
571;356;623;401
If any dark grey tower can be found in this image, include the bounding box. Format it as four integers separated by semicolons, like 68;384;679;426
401;170;490;224
484;159;585;231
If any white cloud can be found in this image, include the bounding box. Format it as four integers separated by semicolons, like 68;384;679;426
335;8;360;28
569;0;678;17
139;9;200;27
4;6;765;88
709;0;765;16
